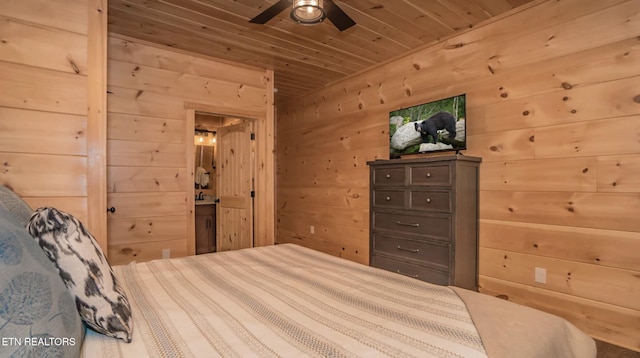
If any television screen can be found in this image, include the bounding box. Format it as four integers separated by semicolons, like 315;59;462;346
389;94;466;158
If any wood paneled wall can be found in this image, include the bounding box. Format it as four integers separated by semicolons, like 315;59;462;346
106;35;274;264
0;0;98;226
276;0;640;350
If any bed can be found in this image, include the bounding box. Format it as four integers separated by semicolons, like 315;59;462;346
0;185;595;358
79;244;596;358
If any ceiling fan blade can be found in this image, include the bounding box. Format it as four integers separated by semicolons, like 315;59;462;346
324;0;356;31
249;0;290;24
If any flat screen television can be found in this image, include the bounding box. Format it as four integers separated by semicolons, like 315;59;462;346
389;94;466;158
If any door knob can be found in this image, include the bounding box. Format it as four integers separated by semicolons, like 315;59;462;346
107;207;116;213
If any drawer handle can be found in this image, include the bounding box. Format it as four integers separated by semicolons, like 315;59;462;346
386;174;391;179
426;198;431;203
385;196;391;201
397;246;419;253
426;173;432;178
396;270;419;279
396;221;420;227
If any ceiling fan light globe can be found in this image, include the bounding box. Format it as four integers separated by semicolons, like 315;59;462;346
291;0;325;25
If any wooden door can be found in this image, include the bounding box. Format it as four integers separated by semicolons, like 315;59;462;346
216;121;254;251
106;110;190;264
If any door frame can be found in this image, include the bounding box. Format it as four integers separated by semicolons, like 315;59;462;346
185;103;274;255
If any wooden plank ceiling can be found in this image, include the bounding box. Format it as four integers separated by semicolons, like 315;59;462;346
108;0;535;104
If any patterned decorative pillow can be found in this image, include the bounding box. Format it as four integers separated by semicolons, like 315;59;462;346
0;185;33;228
0;205;84;358
26;207;133;343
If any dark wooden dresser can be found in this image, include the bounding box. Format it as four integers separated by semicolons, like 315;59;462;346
368;155;481;290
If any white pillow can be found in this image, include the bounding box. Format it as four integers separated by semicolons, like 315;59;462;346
26;207;133;342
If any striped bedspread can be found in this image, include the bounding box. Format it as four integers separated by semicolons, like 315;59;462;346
81;244;487;357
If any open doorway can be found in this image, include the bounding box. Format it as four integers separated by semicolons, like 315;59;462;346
193;112;255;254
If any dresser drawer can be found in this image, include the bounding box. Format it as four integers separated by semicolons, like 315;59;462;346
371;255;450;285
410;190;451;213
372;233;450;269
373;189;405;209
410;164;451;186
373;167;405;186
372;211;451;240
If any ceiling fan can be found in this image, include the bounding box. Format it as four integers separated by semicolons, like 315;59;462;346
249;0;356;31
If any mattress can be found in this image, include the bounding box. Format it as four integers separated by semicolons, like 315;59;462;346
80;244;595;357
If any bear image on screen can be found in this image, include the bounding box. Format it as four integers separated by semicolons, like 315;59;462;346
389;94;466;158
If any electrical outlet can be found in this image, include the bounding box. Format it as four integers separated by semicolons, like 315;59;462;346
310;225;315;234
534;267;546;284
162;249;170;259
